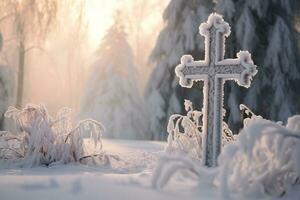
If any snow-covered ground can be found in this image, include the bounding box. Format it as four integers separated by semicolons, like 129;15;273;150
0;139;202;200
0;139;299;200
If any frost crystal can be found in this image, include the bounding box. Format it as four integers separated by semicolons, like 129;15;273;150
175;13;257;166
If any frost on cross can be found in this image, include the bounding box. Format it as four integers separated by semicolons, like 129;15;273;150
175;13;257;167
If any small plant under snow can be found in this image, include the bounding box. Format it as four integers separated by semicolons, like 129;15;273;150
166;99;235;161
154;110;300;198
166;100;202;160
0;104;107;167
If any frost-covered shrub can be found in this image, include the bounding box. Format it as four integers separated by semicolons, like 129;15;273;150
166;100;235;160
0;104;106;167
166;100;203;160
218;116;300;198
154;112;300;198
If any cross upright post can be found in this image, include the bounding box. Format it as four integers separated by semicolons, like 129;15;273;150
175;13;257;167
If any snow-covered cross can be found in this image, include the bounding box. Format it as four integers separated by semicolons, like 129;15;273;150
175;13;257;167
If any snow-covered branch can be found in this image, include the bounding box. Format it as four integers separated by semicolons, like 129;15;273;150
166;100;235;161
0;104;106;167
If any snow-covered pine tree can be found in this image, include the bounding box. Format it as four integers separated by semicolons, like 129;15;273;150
217;0;300;131
80;12;148;140
145;0;213;140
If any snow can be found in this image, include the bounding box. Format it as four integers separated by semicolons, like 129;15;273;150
1;119;300;200
0;139;204;200
217;116;300;198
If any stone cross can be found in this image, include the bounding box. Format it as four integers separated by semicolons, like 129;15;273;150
175;13;257;167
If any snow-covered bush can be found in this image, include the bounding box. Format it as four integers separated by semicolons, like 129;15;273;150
154;112;300;198
166;100;203;160
218;116;300;198
0;104;107;167
166;100;235;161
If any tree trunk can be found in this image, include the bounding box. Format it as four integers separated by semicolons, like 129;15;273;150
16;42;25;109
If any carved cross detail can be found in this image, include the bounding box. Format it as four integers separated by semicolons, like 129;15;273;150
175;13;257;167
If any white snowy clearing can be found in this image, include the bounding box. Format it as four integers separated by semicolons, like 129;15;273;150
0;138;300;200
0;139;199;200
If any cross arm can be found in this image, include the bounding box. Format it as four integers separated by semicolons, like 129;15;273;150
175;55;209;88
215;51;257;87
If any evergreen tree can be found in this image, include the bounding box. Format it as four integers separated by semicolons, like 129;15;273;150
80;12;148;140
145;0;213;140
217;0;300;131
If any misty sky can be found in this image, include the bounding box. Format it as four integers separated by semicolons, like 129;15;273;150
23;0;169;115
